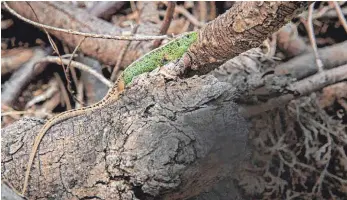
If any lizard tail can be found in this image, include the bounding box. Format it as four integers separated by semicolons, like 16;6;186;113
21;105;103;195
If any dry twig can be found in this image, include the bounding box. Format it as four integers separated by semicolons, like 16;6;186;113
175;5;204;28
306;2;324;72
152;1;176;48
3;2;171;41
66;36;87;105
110;25;139;82
25;79;59;109
161;1;204;28
75;81;84;109
39;56;112;88
1;110;35;117
53;73;72;110
24;2;77;103
330;1;347;33
198;1;207;23
67;37;86;90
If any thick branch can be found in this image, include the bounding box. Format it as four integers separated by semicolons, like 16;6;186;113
1;75;248;200
241;64;347;117
184;1;310;74
275;41;347;80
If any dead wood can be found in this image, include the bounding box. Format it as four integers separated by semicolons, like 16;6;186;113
276;24;310;58
2;46;346;199
5;2;160;66
1;74;248;200
3;2;346;199
1;48;50;106
1;48;34;75
275;41;347;80
241;64;347;117
88;2;127;20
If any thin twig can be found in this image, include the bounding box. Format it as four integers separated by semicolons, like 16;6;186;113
4;2;171;41
61;54;78;59
67;37;86;89
75;80;84;109
331;1;347;33
1;105;21;120
199;1;208;23
318;6;347;19
209;2;217;21
25;79;59;109
152;1;176;49
67;36;87;105
130;1;138;16
1;110;35;117
175;5;204;28
24;2;76;103
39;56;113;88
110;25;139;82
54;73;72;110
161;2;204;28
307;2;324;72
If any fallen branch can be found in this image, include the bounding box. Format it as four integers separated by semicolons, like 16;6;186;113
275;41;347;80
1;48;50;106
241;64;347;117
1;48;34;75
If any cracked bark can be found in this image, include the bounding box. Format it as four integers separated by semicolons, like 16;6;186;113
183;1;310;74
1;2;314;199
1;74;249;200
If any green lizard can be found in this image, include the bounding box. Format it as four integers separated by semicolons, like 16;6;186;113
21;31;198;196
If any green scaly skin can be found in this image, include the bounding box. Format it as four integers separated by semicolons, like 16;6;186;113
21;31;198;196
123;31;198;84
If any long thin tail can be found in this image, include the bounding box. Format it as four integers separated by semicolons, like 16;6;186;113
21;65;124;196
21;103;105;195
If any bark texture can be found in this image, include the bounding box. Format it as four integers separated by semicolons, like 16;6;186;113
1;74;249;200
185;1;310;74
5;2;160;66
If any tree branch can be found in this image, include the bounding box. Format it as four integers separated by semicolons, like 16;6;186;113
184;1;310;74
